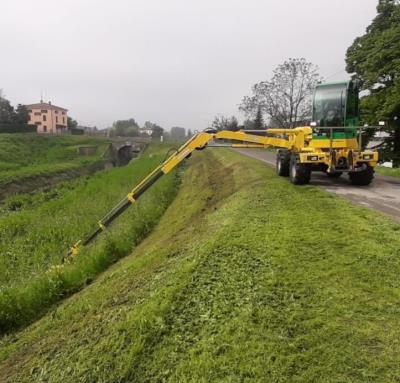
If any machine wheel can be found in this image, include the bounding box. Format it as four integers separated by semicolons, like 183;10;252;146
349;165;374;186
289;154;311;185
276;150;290;177
327;171;343;178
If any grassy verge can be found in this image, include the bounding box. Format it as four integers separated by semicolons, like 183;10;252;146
0;134;110;186
1;149;400;382
376;165;400;178
0;144;179;333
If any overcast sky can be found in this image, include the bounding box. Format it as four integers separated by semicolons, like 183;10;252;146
1;0;378;131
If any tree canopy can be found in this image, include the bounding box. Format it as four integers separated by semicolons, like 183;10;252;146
210;115;239;132
346;0;400;164
170;127;186;141
143;121;164;139
0;92;29;125
240;58;320;128
109;118;140;137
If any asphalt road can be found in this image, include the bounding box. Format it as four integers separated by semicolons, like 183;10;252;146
235;148;400;223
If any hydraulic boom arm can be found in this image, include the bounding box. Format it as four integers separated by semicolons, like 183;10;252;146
66;127;302;259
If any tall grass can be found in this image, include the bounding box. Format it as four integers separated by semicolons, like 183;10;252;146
0;134;109;185
0;144;179;333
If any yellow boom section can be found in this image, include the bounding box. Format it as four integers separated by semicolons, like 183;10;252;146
66;127;300;259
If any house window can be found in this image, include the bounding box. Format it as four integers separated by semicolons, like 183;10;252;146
35;121;42;125
62;111;65;115
41;110;47;113
43;115;47;121
34;112;41;116
56;116;58;123
55;110;58;114
63;117;65;124
43;126;47;132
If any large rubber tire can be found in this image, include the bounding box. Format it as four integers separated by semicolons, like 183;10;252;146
327;171;343;178
349;166;374;186
276;150;290;177
289;154;311;185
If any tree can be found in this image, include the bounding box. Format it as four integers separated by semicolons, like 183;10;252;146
0;93;29;125
210;115;239;131
142;121;164;139
243;119;255;130
253;107;264;130
13;104;29;124
240;58;320;128
67;116;78;129
346;0;400;165
109;118;139;137
170;127;186;141
0;91;16;124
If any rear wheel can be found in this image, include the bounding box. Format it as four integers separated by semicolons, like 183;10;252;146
349;165;374;186
289;154;311;185
276;150;290;176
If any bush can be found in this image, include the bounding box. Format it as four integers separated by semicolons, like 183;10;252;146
71;127;84;135
0;124;36;133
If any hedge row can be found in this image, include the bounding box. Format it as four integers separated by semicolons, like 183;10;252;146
0;124;37;133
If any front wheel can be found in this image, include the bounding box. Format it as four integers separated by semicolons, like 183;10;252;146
349;166;374;186
276;150;290;177
289;155;311;185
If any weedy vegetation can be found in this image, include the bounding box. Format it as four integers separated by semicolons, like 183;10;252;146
1;149;400;382
0;144;179;333
0;133;110;186
376;165;400;178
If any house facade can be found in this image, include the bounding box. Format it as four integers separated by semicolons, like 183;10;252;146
26;102;68;134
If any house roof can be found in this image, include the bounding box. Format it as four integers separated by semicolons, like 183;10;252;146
25;102;68;112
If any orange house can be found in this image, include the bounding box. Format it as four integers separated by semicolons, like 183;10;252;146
26;102;68;134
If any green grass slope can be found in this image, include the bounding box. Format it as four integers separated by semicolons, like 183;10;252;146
1;149;400;382
376;165;400;178
0;133;110;186
0;144;179;333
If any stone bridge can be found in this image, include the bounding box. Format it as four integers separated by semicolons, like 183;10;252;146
105;137;151;166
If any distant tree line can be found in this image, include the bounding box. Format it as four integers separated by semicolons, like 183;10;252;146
107;118;193;142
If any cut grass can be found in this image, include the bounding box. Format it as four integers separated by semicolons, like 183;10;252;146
0;144;179;333
0;133;110;186
1;149;400;382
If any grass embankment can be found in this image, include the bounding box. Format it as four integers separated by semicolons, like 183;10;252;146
1;149;400;382
0;134;110;188
376;165;400;178
0;144;179;333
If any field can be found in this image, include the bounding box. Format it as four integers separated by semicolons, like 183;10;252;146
0;144;179;332
1;149;400;382
0;133;110;187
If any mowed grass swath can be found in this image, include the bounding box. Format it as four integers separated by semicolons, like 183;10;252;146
1;149;400;382
0;133;110;185
0;144;180;333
